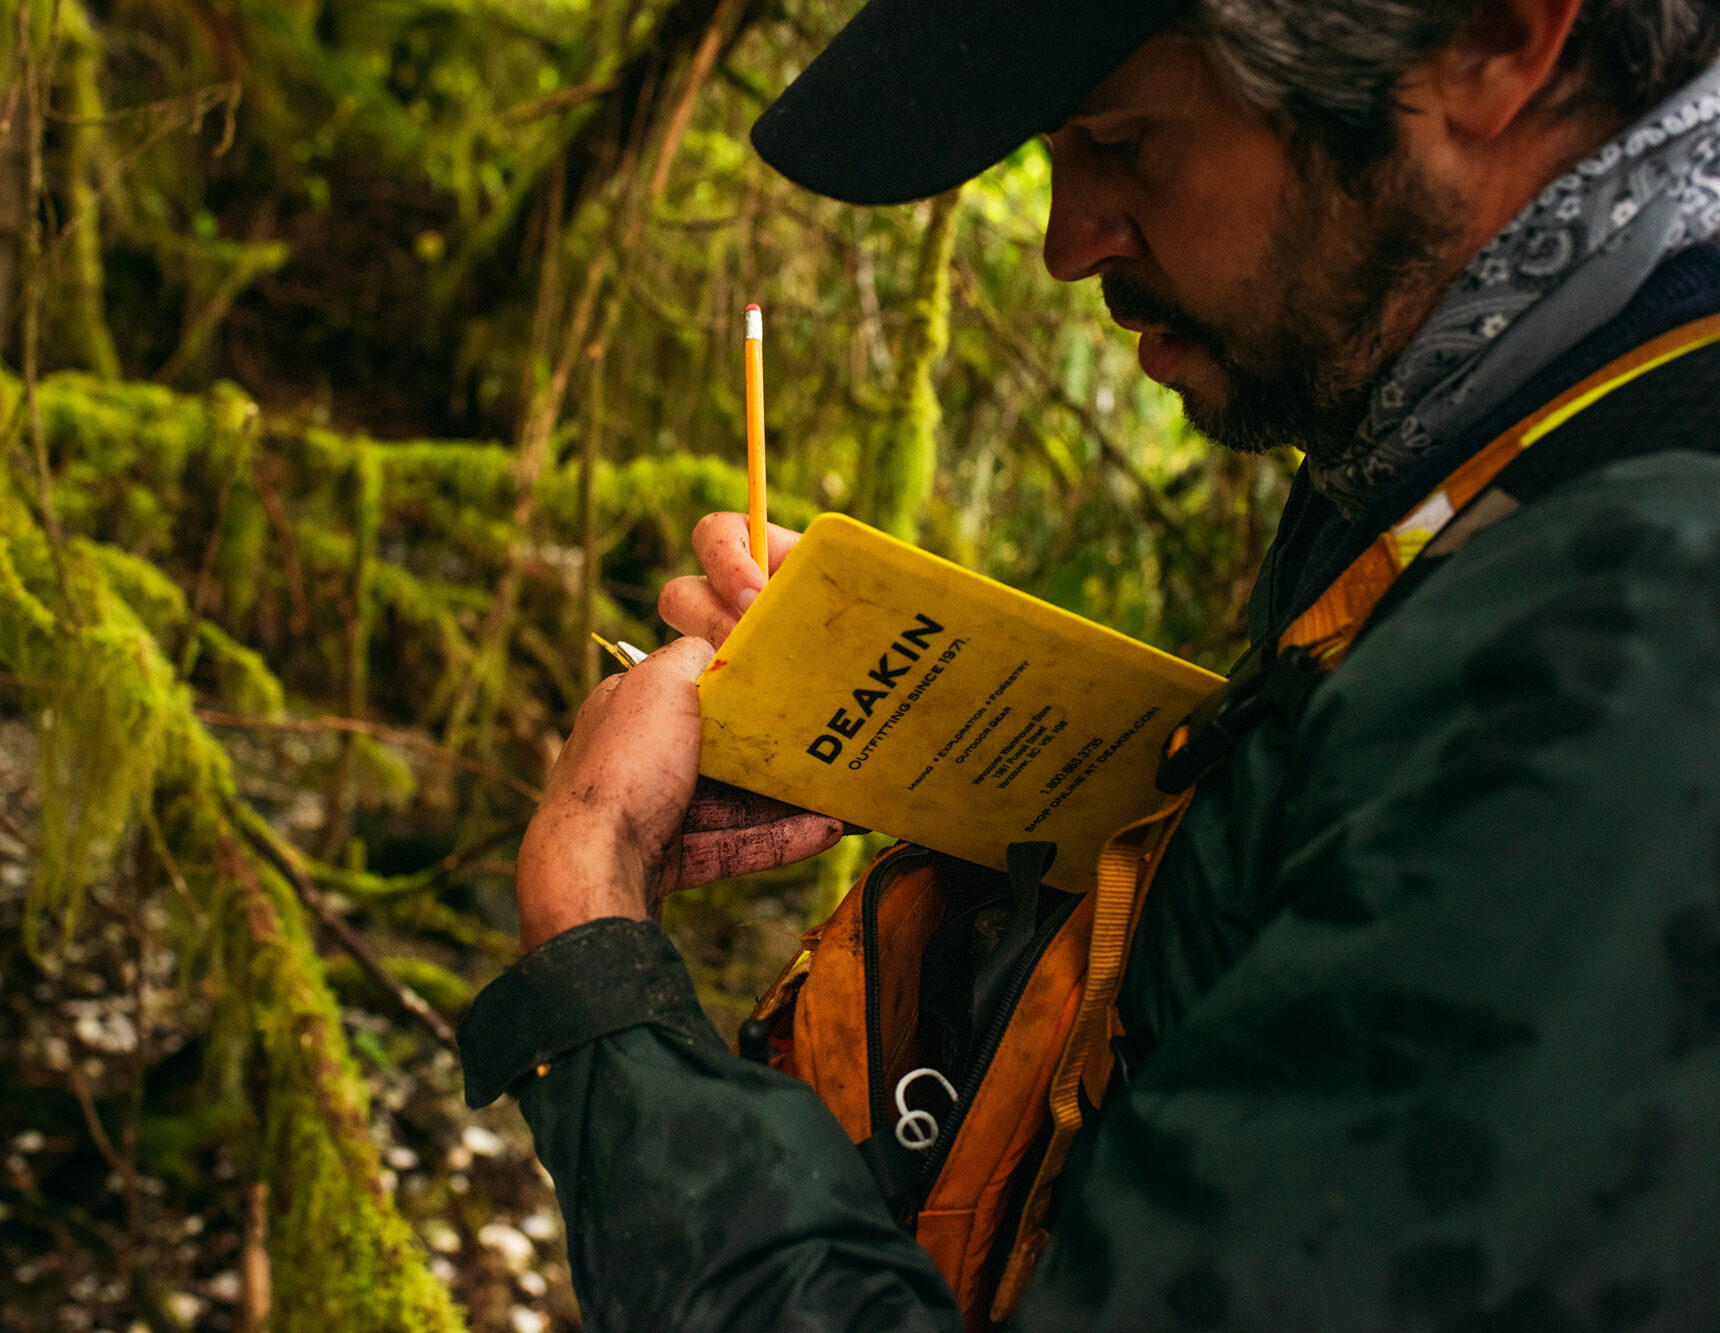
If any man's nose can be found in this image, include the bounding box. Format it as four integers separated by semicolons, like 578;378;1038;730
1042;135;1148;283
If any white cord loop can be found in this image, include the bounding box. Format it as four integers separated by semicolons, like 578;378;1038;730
894;1068;958;1151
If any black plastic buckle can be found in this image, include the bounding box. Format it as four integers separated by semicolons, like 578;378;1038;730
1155;644;1320;794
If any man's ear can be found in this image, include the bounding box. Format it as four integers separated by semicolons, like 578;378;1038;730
1432;0;1586;141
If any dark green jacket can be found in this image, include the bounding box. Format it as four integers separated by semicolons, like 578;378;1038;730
461;248;1720;1332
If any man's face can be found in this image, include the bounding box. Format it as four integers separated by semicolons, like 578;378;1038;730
1044;36;1464;463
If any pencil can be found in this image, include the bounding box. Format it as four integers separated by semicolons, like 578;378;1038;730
589;632;647;670
744;303;769;580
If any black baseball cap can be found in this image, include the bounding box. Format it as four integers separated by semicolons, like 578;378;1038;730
750;0;1195;206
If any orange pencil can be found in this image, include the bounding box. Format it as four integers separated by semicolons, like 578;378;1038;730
744;304;769;580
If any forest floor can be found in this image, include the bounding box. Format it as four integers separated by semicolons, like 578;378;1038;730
0;706;826;1332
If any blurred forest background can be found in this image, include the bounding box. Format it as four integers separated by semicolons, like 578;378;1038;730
0;0;1294;1328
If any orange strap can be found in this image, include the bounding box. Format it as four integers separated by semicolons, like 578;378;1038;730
989;787;1193;1320
1282;312;1720;665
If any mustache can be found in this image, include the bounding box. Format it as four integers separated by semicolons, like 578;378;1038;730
1100;272;1230;365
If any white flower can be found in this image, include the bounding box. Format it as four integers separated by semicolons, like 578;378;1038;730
1479;257;1512;285
1555;195;1583;222
1610;197;1641;229
1477;313;1510;340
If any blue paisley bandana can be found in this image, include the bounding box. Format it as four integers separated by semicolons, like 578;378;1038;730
1317;58;1720;517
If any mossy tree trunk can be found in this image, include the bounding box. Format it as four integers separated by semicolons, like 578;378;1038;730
856;188;963;542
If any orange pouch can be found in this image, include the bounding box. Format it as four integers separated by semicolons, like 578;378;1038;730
746;840;1092;1331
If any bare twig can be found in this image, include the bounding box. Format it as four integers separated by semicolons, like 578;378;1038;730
45;79;237;128
952;261;1204;569
0;805;38;855
249;453;312;634
645;0;740;207
15;0;81;623
498;76;620;127
234;812;461;1051
45;81;241;275
140;799;202;924
423;813;532;886
66;1062;126;1176
123;843;149;1283
196;707;543;804
240;1181;270;1332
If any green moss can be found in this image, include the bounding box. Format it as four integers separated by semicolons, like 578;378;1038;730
197;620;288;719
857;189;963;542
0;363;861;1327
1;440;467;1332
325;954;474;1019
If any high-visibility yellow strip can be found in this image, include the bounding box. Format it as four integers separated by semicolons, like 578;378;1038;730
1521;326;1720;447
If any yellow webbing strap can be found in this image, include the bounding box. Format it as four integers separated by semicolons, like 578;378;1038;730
990;787;1193;1321
1282;312;1720;665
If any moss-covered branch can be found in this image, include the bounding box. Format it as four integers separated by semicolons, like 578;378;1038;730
856;188;963;542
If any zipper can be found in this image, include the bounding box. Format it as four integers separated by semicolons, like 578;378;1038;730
861;844;937;1137
906;889;1080;1206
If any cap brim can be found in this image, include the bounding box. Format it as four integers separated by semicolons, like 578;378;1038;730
751;0;1189;206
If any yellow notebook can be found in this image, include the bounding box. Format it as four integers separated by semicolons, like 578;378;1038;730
697;515;1221;892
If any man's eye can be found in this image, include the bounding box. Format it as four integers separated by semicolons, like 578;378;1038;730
1087;127;1146;160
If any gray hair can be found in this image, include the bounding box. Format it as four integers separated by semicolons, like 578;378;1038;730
1182;0;1720;173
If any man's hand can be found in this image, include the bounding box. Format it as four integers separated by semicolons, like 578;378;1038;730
514;634;845;952
658;511;801;647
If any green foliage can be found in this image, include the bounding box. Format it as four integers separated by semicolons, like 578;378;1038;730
1;0;1299;1324
856;189;963;542
0;475;464;1328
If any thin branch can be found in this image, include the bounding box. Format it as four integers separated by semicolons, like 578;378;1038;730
498;76;620;127
0;805;38;855
196;708;543;804
140;799;202;925
234;813;461;1051
421;814;531;886
951;261;1205;570
240;1181;270;1333
249;454;312;634
66;1062;127;1176
45;81;241;275
645;0;740;206
15;0;80;623
44;79;238;128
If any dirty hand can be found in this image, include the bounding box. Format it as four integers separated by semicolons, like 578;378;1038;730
514;635;844;952
657;511;801;648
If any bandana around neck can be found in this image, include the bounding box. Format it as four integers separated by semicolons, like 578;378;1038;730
1314;58;1720;518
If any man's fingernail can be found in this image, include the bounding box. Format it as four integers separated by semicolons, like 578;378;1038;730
737;587;758;612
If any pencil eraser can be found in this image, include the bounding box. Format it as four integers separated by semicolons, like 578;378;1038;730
745;305;762;340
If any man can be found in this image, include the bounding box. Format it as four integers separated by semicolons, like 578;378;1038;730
460;0;1720;1327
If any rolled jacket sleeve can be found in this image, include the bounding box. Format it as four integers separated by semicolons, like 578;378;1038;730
459;918;961;1333
460;918;717;1108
